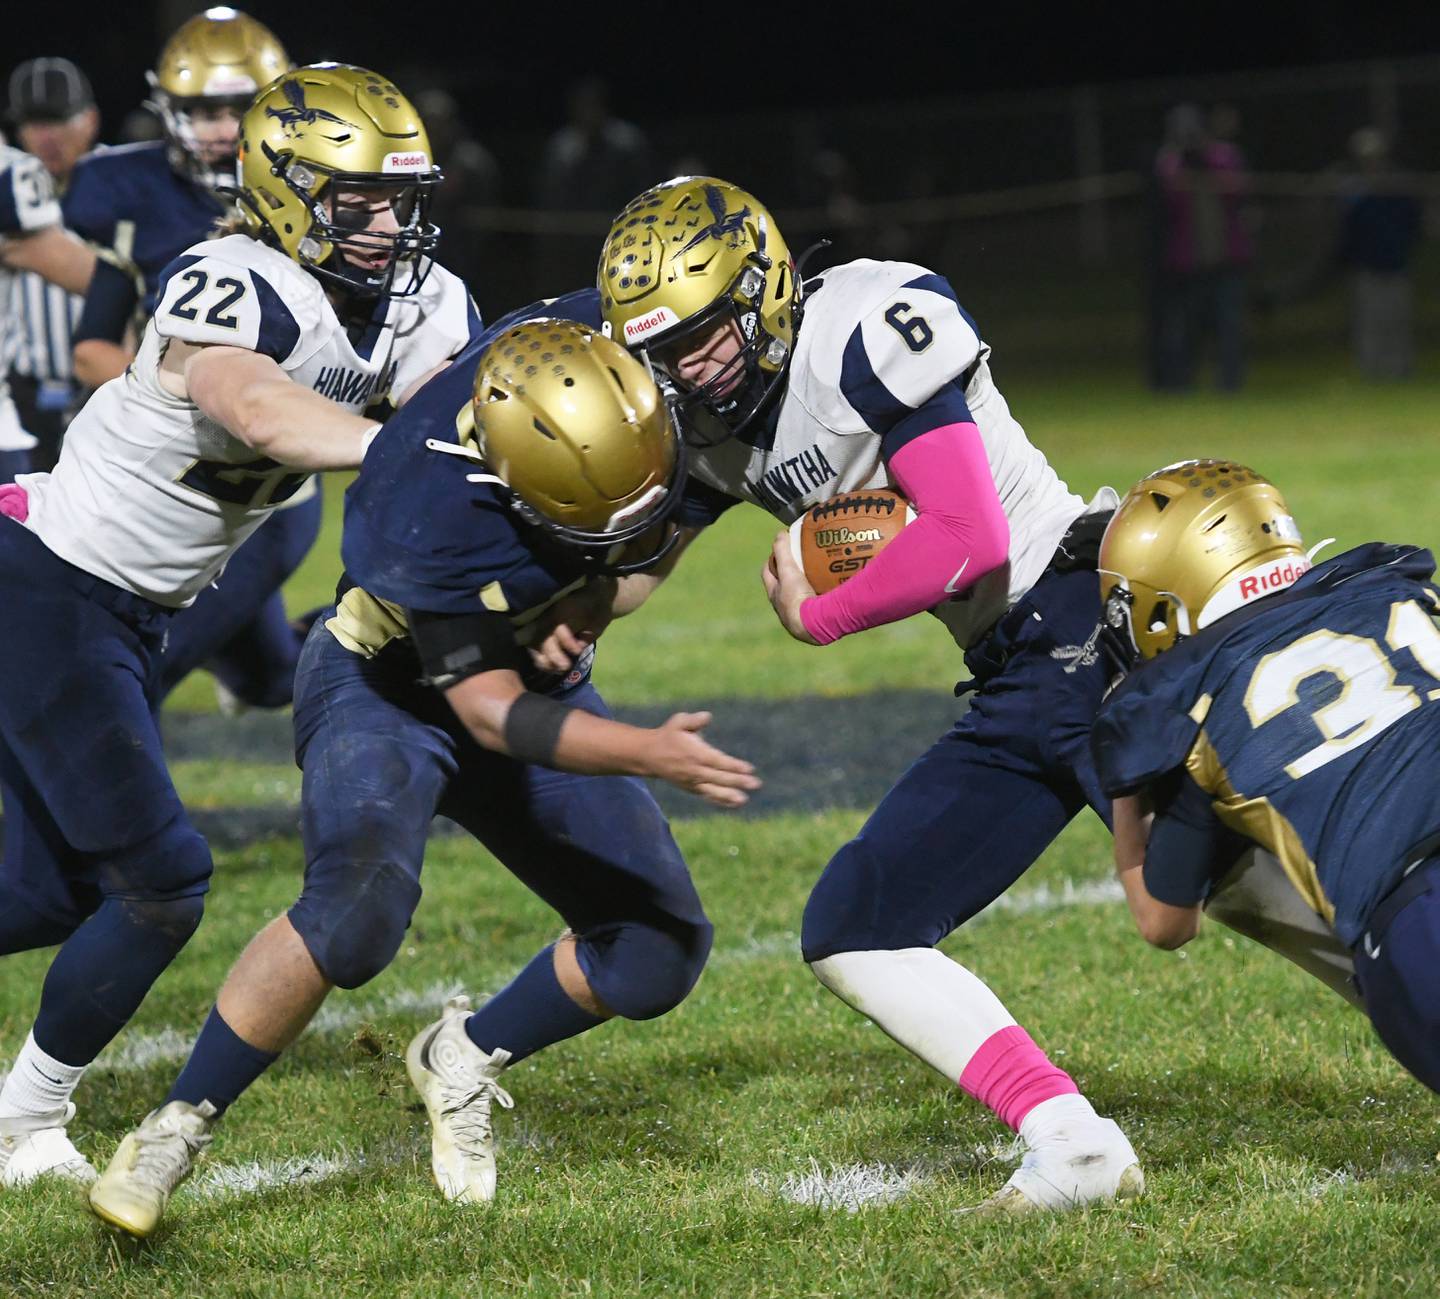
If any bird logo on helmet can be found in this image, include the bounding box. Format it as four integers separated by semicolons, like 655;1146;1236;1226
598;176;801;448
1098;459;1310;665
234;63;442;299
146;7;290;193
466;319;687;575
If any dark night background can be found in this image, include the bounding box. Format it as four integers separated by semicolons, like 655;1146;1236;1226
7;1;1440;368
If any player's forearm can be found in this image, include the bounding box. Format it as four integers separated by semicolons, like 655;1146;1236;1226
451;677;651;777
228;379;376;470
1;227;95;295
612;526;702;616
186;348;374;471
1112;795;1200;948
72;339;133;389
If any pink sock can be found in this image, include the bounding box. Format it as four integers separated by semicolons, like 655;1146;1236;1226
0;484;28;523
958;1024;1079;1131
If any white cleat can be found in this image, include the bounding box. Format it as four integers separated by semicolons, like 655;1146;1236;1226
406;995;513;1204
0;1104;97;1187
972;1117;1144;1216
88;1100;217;1238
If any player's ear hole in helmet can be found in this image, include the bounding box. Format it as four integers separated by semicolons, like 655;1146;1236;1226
467;319;688;576
1098;459;1310;663
232;63;442;299
146;7;290;194
597;176;803;449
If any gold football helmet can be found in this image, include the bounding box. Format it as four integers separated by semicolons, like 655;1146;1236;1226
235;63;441;298
146;7;289;192
469;319;685;573
1099;460;1309;661
598;176;800;446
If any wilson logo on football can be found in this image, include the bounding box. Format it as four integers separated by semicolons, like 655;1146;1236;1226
382;151;430;173
623;307;678;343
814;527;884;547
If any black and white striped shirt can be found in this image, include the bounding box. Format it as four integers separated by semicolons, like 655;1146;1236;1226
6;271;82;383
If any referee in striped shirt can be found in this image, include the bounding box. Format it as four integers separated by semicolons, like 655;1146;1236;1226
5;58;98;470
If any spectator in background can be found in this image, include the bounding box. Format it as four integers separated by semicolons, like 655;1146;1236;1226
1150;104;1254;391
1339;127;1422;380
4;58;99;470
535;77;654;288
414;88;500;305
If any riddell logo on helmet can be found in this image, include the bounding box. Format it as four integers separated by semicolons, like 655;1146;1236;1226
1237;556;1310;603
382;151;430;173
623;307;679;343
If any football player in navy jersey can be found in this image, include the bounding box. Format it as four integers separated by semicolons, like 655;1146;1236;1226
62;8;328;717
0;64;474;1190
569;176;1144;1214
1092;460;1440;1094
87;313;758;1237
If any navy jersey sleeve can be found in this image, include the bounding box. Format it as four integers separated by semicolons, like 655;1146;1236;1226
677;475;739;528
1091;654;1212;797
1143;770;1247;907
61;154;118;245
74;257;141;346
840;272;982;461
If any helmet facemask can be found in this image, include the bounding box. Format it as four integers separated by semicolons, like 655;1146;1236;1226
147;83;251;193
258;148;441;299
641;259;796;448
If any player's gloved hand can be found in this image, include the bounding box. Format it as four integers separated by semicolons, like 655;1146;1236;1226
528;579;618;675
762;532;820;645
644;711;761;809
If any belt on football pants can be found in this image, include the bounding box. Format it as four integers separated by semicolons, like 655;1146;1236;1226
1359;838;1440;960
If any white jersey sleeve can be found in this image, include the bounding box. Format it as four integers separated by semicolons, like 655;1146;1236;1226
793;260;982;447
847;272;980;418
0;148;61;234
152;248;322;365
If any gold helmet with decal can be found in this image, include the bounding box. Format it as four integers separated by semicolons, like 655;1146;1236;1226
235;63;441;297
146;7;289;192
468;319;685;573
1099;459;1310;661
598;176;800;446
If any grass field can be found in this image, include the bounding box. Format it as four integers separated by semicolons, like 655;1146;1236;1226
4;350;1440;1297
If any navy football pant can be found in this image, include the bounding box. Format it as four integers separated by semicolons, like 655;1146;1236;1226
1354;879;1440;1093
287;621;712;1019
154;491;322;708
802;565;1111;962
0;521;211;1063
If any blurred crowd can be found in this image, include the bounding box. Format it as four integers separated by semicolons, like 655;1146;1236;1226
3;48;1432;416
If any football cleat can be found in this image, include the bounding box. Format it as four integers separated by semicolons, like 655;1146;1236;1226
0;1104;96;1187
970;1117;1144;1216
406;995;513;1204
88;1100;217;1237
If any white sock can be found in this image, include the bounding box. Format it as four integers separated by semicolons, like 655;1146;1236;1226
809;947;1017;1082
1019;1092;1102;1148
0;1031;87;1120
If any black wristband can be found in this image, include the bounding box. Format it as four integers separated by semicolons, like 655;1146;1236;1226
502;691;574;767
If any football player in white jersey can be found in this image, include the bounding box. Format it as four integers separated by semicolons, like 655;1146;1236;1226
0;143;94;480
0;64;477;1188
574;177;1141;1213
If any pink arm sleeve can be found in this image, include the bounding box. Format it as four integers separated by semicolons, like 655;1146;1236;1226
798;422;1009;645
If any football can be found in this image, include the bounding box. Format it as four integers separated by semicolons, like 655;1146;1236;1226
789;488;916;595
